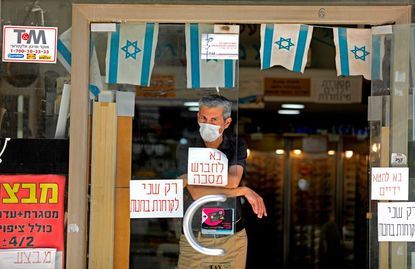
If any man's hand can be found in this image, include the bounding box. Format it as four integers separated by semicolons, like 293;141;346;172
240;186;267;219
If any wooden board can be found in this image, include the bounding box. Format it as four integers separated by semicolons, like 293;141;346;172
114;116;132;268
89;102;117;268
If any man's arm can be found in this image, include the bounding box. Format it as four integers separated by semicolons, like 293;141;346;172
181;164;267;218
183;164;243;198
183;183;267;219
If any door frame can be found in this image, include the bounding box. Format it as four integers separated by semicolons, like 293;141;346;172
68;4;411;269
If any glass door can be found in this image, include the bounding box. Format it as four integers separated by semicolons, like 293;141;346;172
368;24;414;269
90;22;241;269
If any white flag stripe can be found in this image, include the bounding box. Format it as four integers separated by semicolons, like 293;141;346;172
372;35;384;80
57;27;102;98
89;40;103;97
260;24;313;73
334;27;372;80
106;23;158;86
186;23;236;89
57;28;72;73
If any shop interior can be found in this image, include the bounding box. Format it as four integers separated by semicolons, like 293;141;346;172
0;9;371;267
123;24;370;269
3;1;414;268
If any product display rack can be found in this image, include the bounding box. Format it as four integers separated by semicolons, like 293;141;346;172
243;135;369;269
245;150;285;268
290;153;336;268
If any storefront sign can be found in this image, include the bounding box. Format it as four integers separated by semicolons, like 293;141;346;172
378;202;415;241
313;76;362;103
136;74;176;97
130;179;183;218
371;167;408;200
302;137;327;153
2;26;57;63
0;248;56;269
264;78;311;97
0;175;65;268
201;34;239;60
187;147;228;186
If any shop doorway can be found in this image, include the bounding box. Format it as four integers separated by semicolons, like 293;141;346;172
68;4;411;269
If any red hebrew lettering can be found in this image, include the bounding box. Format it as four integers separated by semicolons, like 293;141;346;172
191;163;199;172
216;175;223;185
208;175;215;184
209;152;221;161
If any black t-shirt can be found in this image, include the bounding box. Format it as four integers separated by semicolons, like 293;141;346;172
177;129;247;232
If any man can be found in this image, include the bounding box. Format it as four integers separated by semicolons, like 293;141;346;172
177;94;267;269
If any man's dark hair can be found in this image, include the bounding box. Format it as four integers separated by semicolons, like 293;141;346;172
198;94;232;119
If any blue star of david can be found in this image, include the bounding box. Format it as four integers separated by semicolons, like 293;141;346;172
121;40;141;59
350;46;370;61
275;37;295;51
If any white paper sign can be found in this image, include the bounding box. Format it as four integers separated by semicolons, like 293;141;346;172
201;34;239;60
0;248;56;269
187;147;228;186
130;179;183;218
2;25;57;63
371;167;409;201
378;202;415;241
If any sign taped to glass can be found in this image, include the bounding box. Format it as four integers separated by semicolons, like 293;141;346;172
187;147;228;186
0;175;65;268
2;26;57;63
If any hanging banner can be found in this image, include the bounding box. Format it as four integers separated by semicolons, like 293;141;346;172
130;179;183;218
333;27;372;80
187;147;228;186
0;175;65;268
185;23;236;89
105;23;159;86
260;24;313;73
2;25;57;63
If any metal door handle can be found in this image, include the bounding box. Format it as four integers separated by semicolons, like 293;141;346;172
182;194;227;256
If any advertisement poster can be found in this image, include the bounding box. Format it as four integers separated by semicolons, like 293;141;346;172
2;25;57;63
0;175;65;268
201;208;234;235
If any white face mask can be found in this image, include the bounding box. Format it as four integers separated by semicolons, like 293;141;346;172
199;123;221;142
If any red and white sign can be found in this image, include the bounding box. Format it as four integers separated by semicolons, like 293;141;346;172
187;147;228;186
2;25;57;63
0;175;65;268
130;179;183;218
371;167;409;201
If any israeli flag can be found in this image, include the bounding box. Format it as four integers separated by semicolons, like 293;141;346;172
260;24;313;73
333;28;372;80
106;23;159;86
57;27;102;98
89;38;103;98
185;23;236;89
372;35;386;81
57;28;72;73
